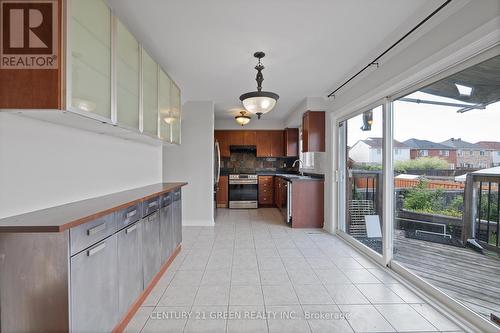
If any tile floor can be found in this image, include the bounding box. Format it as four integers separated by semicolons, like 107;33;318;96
125;208;464;333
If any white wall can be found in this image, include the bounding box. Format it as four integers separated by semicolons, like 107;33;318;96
0;113;162;219
163;101;215;226
214;117;284;130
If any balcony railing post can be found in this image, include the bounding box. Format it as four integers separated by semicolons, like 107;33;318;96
462;173;476;244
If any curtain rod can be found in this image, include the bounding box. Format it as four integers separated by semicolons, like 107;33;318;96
327;0;453;98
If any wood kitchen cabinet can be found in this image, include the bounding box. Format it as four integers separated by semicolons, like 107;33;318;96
214;131;231;157
284;128;299;157
302;111;325;152
258;176;274;206
216;176;229;207
257;130;284;157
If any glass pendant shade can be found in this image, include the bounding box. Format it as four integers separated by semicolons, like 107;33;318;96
240;93;278;115
234;111;251;126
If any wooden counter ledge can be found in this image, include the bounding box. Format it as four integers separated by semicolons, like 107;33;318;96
0;183;187;233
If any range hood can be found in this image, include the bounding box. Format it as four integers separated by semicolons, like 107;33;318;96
229;145;257;152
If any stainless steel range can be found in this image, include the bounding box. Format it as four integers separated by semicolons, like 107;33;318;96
228;174;258;209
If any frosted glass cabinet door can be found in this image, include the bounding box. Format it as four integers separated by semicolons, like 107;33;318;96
116;20;140;129
70;0;111;119
159;70;172;142
170;81;181;144
142;50;158;137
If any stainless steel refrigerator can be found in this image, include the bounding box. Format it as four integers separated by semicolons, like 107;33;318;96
213;140;221;220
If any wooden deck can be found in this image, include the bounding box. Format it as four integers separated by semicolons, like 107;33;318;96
394;231;500;320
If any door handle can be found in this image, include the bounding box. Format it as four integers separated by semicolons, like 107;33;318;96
87;242;106;256
87;223;106;236
126;209;137;218
126;224;137;234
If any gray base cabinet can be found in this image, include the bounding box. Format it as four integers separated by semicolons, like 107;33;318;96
142;211;161;285
160;201;174;263
117;221;143;316
0;185;184;333
70;234;118;333
173;189;182;247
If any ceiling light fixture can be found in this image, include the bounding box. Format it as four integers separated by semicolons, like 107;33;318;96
455;83;473;96
234;111;251;126
239;52;279;119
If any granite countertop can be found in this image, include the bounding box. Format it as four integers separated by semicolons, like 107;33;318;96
0;182;187;233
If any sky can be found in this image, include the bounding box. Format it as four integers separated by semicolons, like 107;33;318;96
347;92;500;147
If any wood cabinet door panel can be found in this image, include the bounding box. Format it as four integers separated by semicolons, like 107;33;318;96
216;176;228;207
215;131;230;157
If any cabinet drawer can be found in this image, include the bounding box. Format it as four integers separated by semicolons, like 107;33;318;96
259;195;273;204
161;192;173;208
142;196;160;217
116;204;140;230
173;189;181;202
70;213;116;256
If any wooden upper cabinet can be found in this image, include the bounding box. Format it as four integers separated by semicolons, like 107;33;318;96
0;0;64;109
215;130;286;158
228;131;244;146
243;131;257;146
302;111;325;152
284;128;299;157
256;131;272;157
270;131;284;157
214;130;230;157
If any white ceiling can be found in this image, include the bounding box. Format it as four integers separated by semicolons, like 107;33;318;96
107;0;438;120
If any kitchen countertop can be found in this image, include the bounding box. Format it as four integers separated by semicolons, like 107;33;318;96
0;182;187;233
273;174;324;181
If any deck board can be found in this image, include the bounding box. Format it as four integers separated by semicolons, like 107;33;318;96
394;232;500;320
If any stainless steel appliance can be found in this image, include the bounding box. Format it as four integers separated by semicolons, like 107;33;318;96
286;179;292;224
229;174;258;209
214;140;221;219
277;178;292;224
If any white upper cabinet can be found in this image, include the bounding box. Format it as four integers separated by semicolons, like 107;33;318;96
70;0;111;120
170;81;181;144
68;0;180;143
116;20;140;129
142;50;158;137
158;70;172;142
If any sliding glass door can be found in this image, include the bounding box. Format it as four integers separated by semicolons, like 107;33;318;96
337;53;500;327
339;105;384;255
392;55;500;323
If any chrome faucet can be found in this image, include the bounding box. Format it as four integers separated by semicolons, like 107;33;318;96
292;159;304;176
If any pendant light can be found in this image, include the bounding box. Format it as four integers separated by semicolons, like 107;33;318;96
239;52;279;119
234;111;251;126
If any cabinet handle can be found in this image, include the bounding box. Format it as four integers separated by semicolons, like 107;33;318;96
126;210;137;218
148;201;157;208
87;223;106;236
87;242;106;256
126;224;137;234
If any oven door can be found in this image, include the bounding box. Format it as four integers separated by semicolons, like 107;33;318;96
229;183;258;208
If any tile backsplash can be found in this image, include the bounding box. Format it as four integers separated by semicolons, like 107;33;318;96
221;152;298;174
